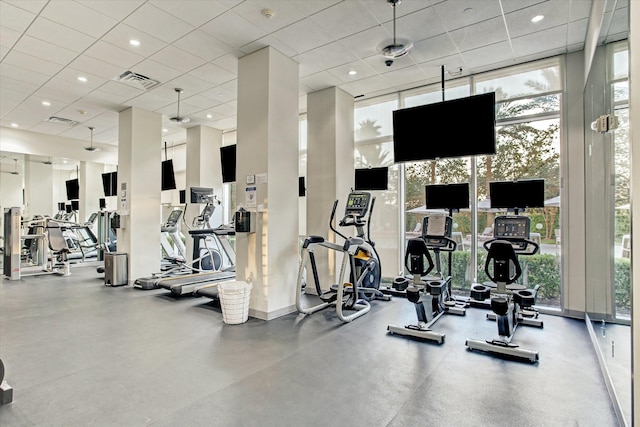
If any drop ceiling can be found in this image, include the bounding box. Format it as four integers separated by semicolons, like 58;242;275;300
0;0;629;153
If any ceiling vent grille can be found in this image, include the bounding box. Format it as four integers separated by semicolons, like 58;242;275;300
47;116;80;126
115;70;161;90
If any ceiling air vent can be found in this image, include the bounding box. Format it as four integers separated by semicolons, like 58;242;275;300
47;116;80;126
115;70;161;90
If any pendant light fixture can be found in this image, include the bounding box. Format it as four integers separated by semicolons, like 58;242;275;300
85;126;99;152
170;88;190;124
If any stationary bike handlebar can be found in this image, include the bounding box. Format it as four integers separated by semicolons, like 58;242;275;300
483;238;539;255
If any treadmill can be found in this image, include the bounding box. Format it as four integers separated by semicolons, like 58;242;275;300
135;225;236;295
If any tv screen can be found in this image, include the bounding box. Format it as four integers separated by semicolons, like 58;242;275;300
101;172;117;196
179;190;186;204
355;167;388;191
190;187;213;204
57;202;66;211
425;183;470;210
65;204;72;213
220;145;236;183
161;160;177;191
393;92;496;162
65;179;79;200
99;198;106;209
299;177;305;197
489;179;545;209
71;200;79;211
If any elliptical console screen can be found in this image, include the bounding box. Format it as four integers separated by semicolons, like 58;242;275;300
345;192;371;218
167;210;182;225
494;216;529;239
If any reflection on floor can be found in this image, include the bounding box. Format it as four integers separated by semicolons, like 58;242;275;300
589;319;631;426
0;266;619;426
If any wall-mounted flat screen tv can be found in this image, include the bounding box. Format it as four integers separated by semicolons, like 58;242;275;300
393;92;496;162
161;160;177;191
355;167;388;191
220;145;236;183
65;179;79;200
425;183;470;210
489;179;545;209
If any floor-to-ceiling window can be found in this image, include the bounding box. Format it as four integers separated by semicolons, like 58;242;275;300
387;58;563;308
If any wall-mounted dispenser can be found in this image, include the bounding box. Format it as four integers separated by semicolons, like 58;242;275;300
234;208;255;233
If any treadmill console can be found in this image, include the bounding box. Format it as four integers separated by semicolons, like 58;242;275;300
344;192;371;218
166;209;182;226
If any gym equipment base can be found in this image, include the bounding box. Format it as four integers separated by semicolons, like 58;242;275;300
1;381;13;405
387;324;444;344
465;338;539;363
487;312;544;328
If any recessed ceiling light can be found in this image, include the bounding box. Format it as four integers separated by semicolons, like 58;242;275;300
77;76;87;82
206;114;213;119
348;70;357;76
42;101;51;106
162;128;168;133
531;15;544;23
261;8;275;18
10;123;18;128
129;39;140;47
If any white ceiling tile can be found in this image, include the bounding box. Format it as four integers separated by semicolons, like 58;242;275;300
172;30;235;62
382;7;447;44
0;26;21;48
568;0;593;21
605;7;629;41
511;26;568;58
200;11;267;49
383;64;431;88
124;3;195;44
98;81;144;99
500;0;547;14
0;45;10;62
40;0;118;38
211;54;239;75
149;0;235;27
26;17;97;53
294;41;359;70
131;59;183;84
84;40;145;69
126;91;175;112
13;34;78;65
410;33;459;64
2;49;65;77
417;53;466;79
149;45;207;73
0;62;51;86
68;55;124;81
209;100;236;117
432;0;502;31
359;0;430;22
310;1;378;40
232;0;316;32
0;2;36;32
4;0;47;15
77;0;145;21
272;18;334;54
0;84;37;116
568;18;589;46
300;70;344;92
239;35;298;58
101;23;167;57
179;94;220;110
505;2;570;39
84;88;135;107
345;74;393;96
339;26;391;60
164;74;214;95
461;41;515;71
188;63;236;86
448;16;509;52
327;60;378;84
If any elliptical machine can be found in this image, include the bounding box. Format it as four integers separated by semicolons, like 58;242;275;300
465;215;542;363
387;214;466;344
295;191;389;323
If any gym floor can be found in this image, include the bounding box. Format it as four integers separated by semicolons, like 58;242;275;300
0;266;619;426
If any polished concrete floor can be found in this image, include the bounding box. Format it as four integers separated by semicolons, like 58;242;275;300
0;266;619;426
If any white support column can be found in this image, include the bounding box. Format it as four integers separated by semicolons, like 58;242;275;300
24;157;53;218
79;161;104;223
236;46;299;320
118;107;162;284
184;125;223;261
306;87;354;291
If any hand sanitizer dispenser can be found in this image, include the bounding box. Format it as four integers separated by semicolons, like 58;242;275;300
235;208;255;233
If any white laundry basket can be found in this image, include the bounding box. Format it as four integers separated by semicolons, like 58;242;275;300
218;281;252;324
